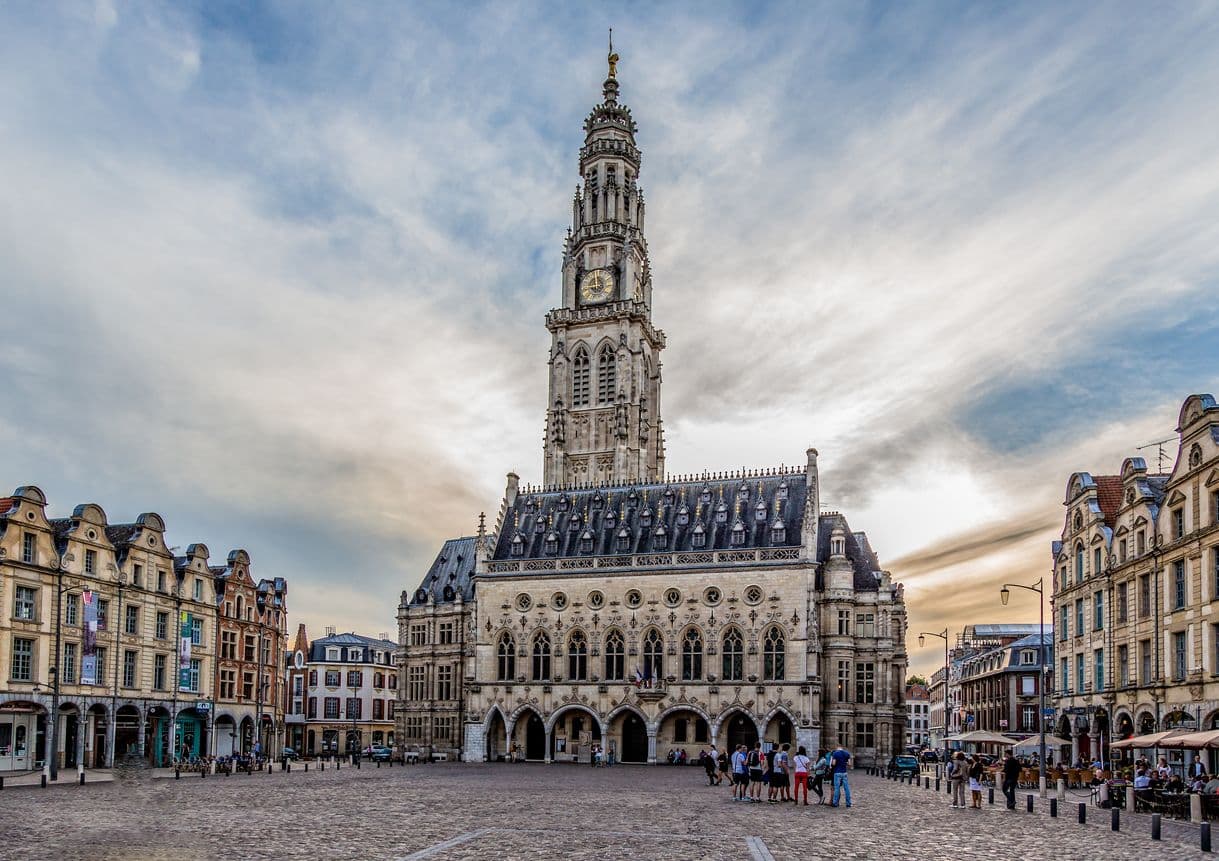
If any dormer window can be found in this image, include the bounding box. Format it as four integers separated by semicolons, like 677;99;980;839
616;527;631;553
692;522;707;549
557;493;570;513
777;480;789;501
653;525;667;551
730;521;746;547
591;492;604;510
663;488;675;505
738;482;750;502
639;507;653;528
510;534;525;557
755;500;767;522
715;503;728;524
544;532;559;555
604;510;617;529
534;517;546;534
676;505;690;527
700;485;712;504
568;513;582;532
770;519;786;544
579;530;594;554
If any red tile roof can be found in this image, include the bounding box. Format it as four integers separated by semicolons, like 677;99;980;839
1094;475;1123;526
0;497;15;517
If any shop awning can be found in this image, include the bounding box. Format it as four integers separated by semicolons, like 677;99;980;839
1156;729;1219;749
1110;729;1193;749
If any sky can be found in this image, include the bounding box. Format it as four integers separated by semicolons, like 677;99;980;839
2;1;1218;678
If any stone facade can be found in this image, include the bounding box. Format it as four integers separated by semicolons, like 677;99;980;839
397;50;908;768
1052;393;1219;771
0;485;287;774
957;632;1052;738
301;630;397;756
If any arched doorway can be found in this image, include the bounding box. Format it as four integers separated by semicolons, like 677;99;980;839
239;716;255;754
176;709;206;761
618;712;648;763
0;701;45;772
114;705;140;761
723;711;759;752
549;706;602;763
486;711;507;761
765;713;794;746
525;713;545;761
1138;713;1156;735
306;729;316;756
88;704;108;768
146;706;171;766
215;715;236;757
657;708;708;761
59;704;79;769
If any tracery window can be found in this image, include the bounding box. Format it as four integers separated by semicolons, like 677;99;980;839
567;630;587;681
763;627;786;681
597;345;616;404
722;628;744;681
532;632;551;681
497;632;516;681
681;628;703;681
604;629;625;680
642;629;663;680
572;346;591;407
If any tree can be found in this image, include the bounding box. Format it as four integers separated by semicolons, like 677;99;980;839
906;674;927;687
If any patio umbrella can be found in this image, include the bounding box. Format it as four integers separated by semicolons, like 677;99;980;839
945;730;1021;745
1110;729;1193;749
1013;736;1071;755
1156;729;1219;749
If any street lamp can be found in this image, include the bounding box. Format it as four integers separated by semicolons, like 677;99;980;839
918;629;950;769
48;575;88;782
1000;576;1047;795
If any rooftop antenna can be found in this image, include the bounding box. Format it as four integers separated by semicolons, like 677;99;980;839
1136;437;1175;473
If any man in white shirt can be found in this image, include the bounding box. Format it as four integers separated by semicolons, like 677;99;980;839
732;744;749;801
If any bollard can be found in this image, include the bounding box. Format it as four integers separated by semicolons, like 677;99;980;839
1194;793;1205;823
1111;807;1120;832
79;773;85;785
356;757;361;770
1078;802;1086;824
304;762;308;773
201;768;206;779
336;760;340;770
320;761;324;771
377;760;381;769
286;762;291;773
1027;794;1034;813
935;778;941;793
1152;813;1161;841
925;777;930;790
988;787;994;805
1050;798;1058;818
41;775;47;789
175;769;180;780
1203;822;1212;853
0;775;4;790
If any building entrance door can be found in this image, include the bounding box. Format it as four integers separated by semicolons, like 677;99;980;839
725;713;758;751
621;713;647;763
63;715;78;768
525;714;545;761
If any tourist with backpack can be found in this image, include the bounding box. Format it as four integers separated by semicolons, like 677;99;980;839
748;742;765;802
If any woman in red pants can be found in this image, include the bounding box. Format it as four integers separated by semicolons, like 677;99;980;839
792;746;812;805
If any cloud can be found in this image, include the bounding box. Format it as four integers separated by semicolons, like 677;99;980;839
2;2;1218;645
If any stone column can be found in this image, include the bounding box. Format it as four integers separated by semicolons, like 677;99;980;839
544;727;552;764
647;729;657;765
137;711;147;758
75;713;86;775
505;719;516;761
105;709;116;768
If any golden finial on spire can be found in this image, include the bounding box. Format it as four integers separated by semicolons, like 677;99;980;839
608;28;619;79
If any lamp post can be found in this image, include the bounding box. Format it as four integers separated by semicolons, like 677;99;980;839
918;629;950;769
1000;577;1046;795
47;574;87;782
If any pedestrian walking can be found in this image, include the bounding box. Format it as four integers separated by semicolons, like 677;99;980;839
968;755;984;809
829;743;852;807
949;751;967;809
792;746;811;806
703;746;719;785
718;747;731;791
1002;750;1021;810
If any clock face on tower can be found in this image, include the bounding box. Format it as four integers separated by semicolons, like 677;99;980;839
579;268;615;305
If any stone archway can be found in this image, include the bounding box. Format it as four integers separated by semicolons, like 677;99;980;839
88;703;109;768
655;706;709;761
215;714;237;757
764;711;795;746
115;705;140;761
524;713;545;761
617;711;648;763
548;704;603;764
486;709;508;762
721;710;759;752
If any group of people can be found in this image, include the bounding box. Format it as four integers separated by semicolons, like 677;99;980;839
946;750;1024;810
1132;755;1219;794
698;743;854;807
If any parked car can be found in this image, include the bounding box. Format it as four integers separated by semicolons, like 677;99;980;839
887;754;920;777
920;749;940;763
282;747;297;761
364;744;392;762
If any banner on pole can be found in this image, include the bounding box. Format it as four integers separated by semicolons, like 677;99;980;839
82;590;98;685
179;611;193;689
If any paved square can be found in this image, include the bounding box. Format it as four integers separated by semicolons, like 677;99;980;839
0;764;1205;860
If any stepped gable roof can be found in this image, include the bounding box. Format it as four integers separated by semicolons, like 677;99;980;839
816;513;883;591
1093;475;1123;526
410;536;478;606
491;471;808;562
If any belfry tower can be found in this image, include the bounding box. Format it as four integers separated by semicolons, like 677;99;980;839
542;40;666;487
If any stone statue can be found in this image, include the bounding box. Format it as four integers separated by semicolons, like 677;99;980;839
552;400;566;445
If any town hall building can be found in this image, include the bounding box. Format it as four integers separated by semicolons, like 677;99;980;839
397;48;908;766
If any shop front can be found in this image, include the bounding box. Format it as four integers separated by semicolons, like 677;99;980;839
0;702;45;773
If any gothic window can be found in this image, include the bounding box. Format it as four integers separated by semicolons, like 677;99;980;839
532;632;551;681
597;345;616;404
681;628;703;681
534;517;546;534
604;629;625;680
624;589;642;608
497;632;516;681
643;629;663;680
567;631;587;681
721;629;744;681
730;521;746;546
691;522;706;549
763;627;786;681
572;346;591;407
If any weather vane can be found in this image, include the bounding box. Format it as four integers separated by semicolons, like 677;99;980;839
608;28;618;78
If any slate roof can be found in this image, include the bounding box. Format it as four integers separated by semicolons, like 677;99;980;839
815;514;884;591
492;472;808;560
409;536;478;606
308;631;397;663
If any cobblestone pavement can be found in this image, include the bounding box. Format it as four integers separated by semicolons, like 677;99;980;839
0;763;1205;860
